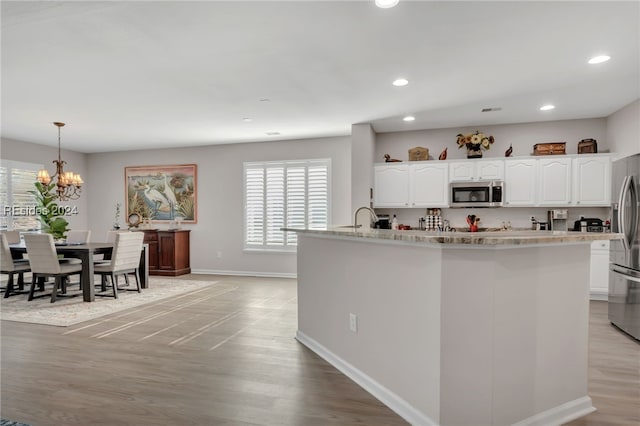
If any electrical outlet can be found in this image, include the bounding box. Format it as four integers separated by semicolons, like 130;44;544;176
217;251;222;259
349;313;358;333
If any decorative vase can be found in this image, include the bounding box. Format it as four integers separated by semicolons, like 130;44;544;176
467;146;483;159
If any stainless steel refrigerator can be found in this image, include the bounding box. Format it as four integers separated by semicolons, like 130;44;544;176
609;153;640;340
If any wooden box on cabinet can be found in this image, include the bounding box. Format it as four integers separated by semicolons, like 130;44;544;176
142;229;191;276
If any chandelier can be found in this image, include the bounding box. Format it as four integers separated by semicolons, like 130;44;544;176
36;122;83;201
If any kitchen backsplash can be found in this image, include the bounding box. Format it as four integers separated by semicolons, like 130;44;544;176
374;207;610;231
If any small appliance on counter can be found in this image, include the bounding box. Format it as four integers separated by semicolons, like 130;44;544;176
375;215;390;229
572;217;604;232
548;209;568;231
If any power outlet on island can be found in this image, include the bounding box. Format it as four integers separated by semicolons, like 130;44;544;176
216;251;222;259
349;313;358;333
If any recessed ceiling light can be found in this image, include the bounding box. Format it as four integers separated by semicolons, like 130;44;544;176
242;118;253;122
392;78;408;87
375;0;399;8
588;55;611;65
540;104;555;111
266;131;280;136
403;116;415;122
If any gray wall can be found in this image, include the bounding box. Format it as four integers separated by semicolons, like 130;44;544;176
2;100;636;276
606;99;640;159
375;118;608;163
85;136;352;277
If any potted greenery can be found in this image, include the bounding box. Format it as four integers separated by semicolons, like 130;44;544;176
30;181;69;240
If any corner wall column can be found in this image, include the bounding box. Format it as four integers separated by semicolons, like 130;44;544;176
351;123;376;214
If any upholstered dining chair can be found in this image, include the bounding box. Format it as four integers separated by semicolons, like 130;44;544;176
94;232;144;299
2;230;21;244
1;233;31;298
24;234;83;303
66;230;91;244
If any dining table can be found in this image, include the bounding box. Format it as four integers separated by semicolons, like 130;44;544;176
10;242;149;302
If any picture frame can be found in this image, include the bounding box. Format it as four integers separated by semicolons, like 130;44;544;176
124;164;197;223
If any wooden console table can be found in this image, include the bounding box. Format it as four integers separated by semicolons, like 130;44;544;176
141;229;191;276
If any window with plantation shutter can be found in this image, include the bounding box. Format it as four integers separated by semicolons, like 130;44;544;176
244;159;330;251
0;160;42;232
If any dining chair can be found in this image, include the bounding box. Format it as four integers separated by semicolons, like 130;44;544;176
24;234;83;303
2;230;21;244
106;230;127;243
66;230;91;244
94;232;144;298
1;233;31;298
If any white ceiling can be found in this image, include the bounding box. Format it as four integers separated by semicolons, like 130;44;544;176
2;1;639;154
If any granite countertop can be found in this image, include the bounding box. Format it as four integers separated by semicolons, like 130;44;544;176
283;226;621;247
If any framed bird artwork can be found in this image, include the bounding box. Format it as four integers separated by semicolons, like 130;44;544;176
125;164;198;223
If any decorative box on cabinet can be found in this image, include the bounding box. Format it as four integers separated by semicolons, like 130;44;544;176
142;229;191;276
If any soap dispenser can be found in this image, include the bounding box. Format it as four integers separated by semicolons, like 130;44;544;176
392;215;399;230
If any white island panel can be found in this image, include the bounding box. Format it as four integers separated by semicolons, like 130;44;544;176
291;228;613;426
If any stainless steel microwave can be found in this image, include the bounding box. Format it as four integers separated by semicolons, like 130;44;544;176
450;181;504;208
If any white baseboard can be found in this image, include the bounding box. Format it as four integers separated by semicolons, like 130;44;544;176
590;290;608;301
511;396;595;426
297;330;595;426
191;269;297;279
295;330;437;426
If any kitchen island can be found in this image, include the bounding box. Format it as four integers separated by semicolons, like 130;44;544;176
285;227;620;426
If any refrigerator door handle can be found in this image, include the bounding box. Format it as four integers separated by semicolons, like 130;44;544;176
618;175;631;251
612;267;640;283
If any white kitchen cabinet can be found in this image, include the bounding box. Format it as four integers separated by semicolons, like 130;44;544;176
410;162;449;207
590;239;610;300
504;159;537;206
573;155;611;206
538;157;572;206
449;160;504;182
477;160;505;180
373;164;410;207
449;161;475;181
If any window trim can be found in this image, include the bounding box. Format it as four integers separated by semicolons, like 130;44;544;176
243;159;331;252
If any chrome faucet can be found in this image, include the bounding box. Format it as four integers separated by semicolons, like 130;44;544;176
354;206;379;229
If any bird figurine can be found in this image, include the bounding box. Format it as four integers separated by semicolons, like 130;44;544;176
439;147;448;160
505;144;513;157
384;154;402;163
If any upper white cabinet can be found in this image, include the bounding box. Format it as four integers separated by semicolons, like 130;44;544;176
410;163;449;207
374;164;410;207
538;157;572;206
373;154;611;209
449;160;504;182
504;159;537;206
374;162;448;208
573;156;611;206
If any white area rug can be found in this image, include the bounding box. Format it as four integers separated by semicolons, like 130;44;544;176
0;278;215;327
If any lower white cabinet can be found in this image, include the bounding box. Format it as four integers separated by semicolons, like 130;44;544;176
590;240;610;300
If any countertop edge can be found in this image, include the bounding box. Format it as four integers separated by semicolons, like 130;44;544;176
282;227;621;246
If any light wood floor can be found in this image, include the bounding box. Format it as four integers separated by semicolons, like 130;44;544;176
1;275;638;426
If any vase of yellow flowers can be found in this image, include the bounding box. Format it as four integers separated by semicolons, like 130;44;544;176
456;130;495;158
